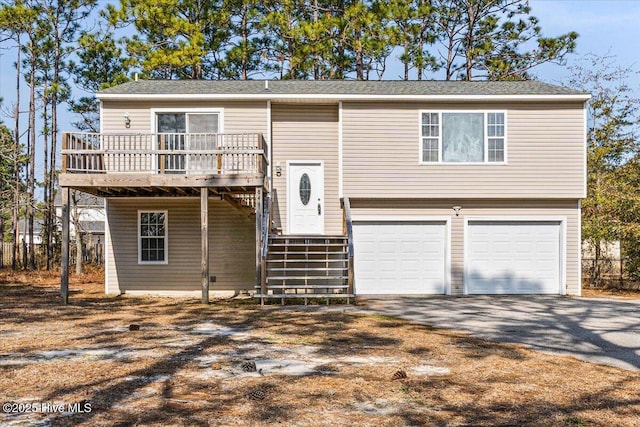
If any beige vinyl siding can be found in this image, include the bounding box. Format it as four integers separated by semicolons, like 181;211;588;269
351;199;581;295
271;104;341;235
101;100;268;134
106;198;255;293
342;102;585;199
100;100;268;174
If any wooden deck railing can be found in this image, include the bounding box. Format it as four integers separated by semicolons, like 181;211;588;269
61;132;268;175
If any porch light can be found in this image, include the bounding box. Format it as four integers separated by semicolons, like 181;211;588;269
124;112;131;128
452;206;462;216
275;163;282;177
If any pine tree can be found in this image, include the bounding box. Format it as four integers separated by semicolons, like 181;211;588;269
432;0;578;80
70;30;130;132
107;0;232;79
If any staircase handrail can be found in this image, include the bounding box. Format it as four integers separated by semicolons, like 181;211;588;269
260;193;271;295
343;197;355;296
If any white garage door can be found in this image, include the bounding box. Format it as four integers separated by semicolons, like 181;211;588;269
466;221;561;294
353;221;447;295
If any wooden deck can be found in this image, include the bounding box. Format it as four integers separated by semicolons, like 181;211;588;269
60;132;268;196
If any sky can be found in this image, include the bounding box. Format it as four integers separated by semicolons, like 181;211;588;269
0;0;639;183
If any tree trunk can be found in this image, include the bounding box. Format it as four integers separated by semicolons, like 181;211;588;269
464;0;477;80
313;0;319;80
75;230;83;275
593;241;602;287
49;32;61;270
404;41;409;80
72;192;83;275
0;215;5;269
12;43;21;270
27;43;37;270
43;88;50;271
241;2;248;80
355;30;363;80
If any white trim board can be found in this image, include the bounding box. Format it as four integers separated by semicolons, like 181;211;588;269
338;101;343;199
100;93;591;102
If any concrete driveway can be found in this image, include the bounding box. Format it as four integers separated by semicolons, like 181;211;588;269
359;296;640;371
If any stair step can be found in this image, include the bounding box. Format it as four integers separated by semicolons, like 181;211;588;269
268;267;347;272
255;293;355;299
268;243;347;248
270;234;346;239
268;251;348;256
267;259;347;263
267;275;347;281
266;284;349;290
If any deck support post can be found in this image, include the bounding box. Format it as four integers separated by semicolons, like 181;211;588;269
60;187;70;304
255;187;263;298
201;187;209;304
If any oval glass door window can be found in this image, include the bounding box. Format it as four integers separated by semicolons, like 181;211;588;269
299;173;311;205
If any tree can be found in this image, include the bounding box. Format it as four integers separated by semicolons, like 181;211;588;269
218;0;265;79
260;0;307;79
0;125;17;269
615;157;640;280
433;0;578;80
383;0;438;80
37;0;97;270
0;0;44;270
69;29;130;132
107;0;232;79
568;54;640;285
0;6;28;269
341;0;391;80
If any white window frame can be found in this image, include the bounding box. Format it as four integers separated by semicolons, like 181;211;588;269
138;210;169;265
418;110;507;165
150;108;225;174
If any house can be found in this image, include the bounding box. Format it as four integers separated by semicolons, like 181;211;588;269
54;192;106;245
58;80;589;303
18;219;44;245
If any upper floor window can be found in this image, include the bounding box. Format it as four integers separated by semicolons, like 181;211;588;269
420;111;506;164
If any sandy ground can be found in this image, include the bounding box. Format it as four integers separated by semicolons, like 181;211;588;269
0;270;639;426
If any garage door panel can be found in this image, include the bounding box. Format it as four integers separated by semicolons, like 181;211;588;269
467;221;561;295
354;221;447;295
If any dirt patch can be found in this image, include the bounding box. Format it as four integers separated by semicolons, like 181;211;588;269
1;270;639;426
581;286;640;300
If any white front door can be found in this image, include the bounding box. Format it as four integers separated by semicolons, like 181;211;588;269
288;162;324;234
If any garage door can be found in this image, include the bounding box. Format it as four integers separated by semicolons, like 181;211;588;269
353;221;447;295
466;221;561;294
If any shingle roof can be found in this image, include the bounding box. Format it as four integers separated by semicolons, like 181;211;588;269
99;80;587;97
78;221;105;234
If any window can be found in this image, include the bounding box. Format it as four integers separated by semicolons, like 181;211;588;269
421;111;506;163
156;112;220;173
138;211;168;264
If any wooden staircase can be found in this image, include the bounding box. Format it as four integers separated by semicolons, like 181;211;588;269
255;235;355;304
